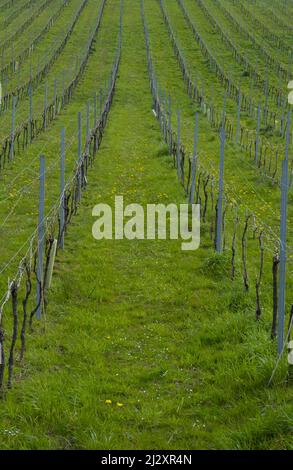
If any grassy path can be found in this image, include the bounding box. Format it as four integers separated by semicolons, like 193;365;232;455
0;0;291;451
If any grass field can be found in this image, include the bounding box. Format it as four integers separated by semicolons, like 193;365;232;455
0;0;292;450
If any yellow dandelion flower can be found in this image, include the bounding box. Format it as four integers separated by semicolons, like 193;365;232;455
105;399;112;405
116;402;124;407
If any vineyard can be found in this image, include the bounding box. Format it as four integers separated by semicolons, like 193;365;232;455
0;0;292;451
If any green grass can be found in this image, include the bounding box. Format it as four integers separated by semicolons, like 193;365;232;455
166;0;290;148
0;0;50;46
0;0;119;282
224;0;293;53
0;0;292;451
0;0;103;138
144;0;293;263
0;0;64;61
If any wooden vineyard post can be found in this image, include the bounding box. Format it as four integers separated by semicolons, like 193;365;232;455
94;92;97;127
59;128;65;250
278;110;291;355
216;127;225;253
36;156;45;320
168;94;172;153
11;43;14;71
249;76;253;115
221;92;226;129
77;111;82;202
163;90;167;142
10;95;15;161
255;104;261;165
4;76;8;104
62;69;65;106
53;79;57;117
189;112;199;204
236;88;241;144
78;111;82;161
100;88;103;117
177;110;181;183
29;83;33;122
44;81;48;130
86;100;90;154
264;64;269;126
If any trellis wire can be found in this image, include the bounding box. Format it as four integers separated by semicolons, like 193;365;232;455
159;0;293;186
0;0;69;80
0;1;123;391
0;0;56;58
175;0;288;132
212;0;292;82
0;0;107;173
141;0;292;373
2;0;41;30
0;0;89;113
194;0;288;106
